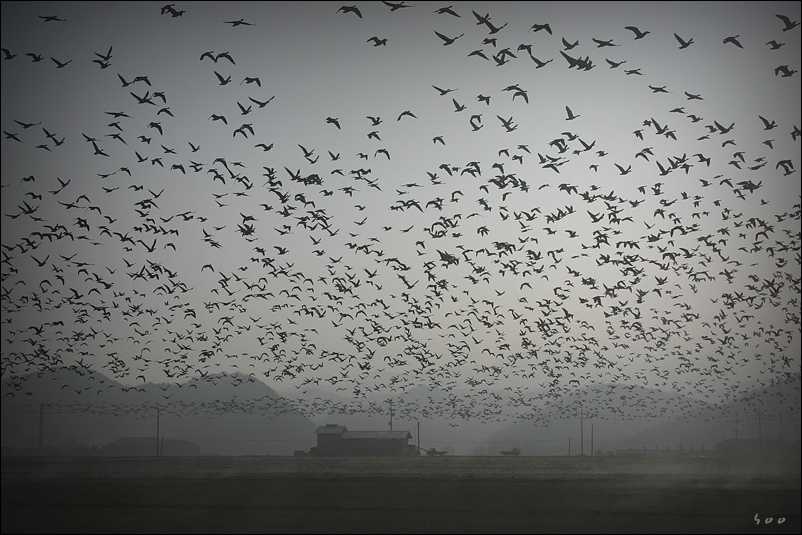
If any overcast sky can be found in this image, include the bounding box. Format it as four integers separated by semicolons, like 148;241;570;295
2;1;800;427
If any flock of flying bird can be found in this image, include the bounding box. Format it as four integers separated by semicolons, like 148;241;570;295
1;3;800;428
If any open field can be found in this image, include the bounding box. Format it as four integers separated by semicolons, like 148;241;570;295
2;455;800;533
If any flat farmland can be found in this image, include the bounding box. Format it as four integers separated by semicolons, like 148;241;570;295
2;455;799;534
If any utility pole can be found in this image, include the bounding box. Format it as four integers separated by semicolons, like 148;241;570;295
591;424;594;456
388;398;393;431
757;410;762;441
156;404;160;457
38;403;44;450
568;436;571;456
580;403;584;456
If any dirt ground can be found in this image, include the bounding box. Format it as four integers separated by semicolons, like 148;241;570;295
2;456;800;534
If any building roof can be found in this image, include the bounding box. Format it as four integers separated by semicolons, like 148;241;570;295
342;430;412;440
314;425;411;440
315;425;347;435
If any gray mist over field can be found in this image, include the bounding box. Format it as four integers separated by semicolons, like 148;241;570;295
2;2;801;457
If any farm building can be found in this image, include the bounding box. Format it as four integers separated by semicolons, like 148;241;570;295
309;424;419;456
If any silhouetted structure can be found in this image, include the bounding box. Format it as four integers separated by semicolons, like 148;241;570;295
310;424;418;456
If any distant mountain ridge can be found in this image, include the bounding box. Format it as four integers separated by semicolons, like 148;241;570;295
1;368;317;455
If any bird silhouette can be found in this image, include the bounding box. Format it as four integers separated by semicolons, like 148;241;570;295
561;37;579;50
530;23;552;34
674;33;693;49
776;14;800;31
432;85;457;96
723;35;743;48
337;5;362;18
50;57;72;68
624;26;650;39
530;54;553;68
434;5;460;17
225;18;253;27
434;31;464;45
249;96;274;108
214;71;232;85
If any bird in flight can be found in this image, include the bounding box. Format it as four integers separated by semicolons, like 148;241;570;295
592;38;617;48
432;85;458;96
337;5;362;18
774;65;797;77
565;106;579;120
382;1;413;10
758;115;777;130
14;119;41;129
722;35;743;48
530;23;552;34
434;31;464;46
216;52;236;64
434;5;460;17
225;18;253;27
562;37;579;50
367;36;388;46
214;71;232;85
776;14;800;31
249;96;274;108
674;33;693;49
51;57;72;68
530;55;553;69
624;26;650;39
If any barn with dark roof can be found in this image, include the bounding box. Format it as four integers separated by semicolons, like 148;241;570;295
310;424;419;456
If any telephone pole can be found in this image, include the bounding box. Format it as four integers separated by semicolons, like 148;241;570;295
38;403;44;450
757;410;762;441
156;404;160;457
580;403;584;456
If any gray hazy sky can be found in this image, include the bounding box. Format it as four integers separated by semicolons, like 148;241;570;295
2;2;800;426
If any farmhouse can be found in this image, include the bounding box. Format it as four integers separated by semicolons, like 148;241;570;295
310;424;419;456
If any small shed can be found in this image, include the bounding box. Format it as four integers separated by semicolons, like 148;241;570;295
310;424;418;456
